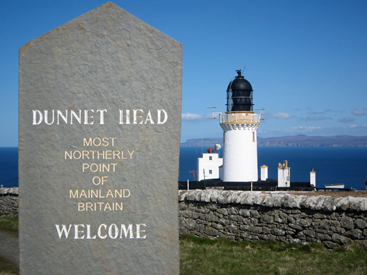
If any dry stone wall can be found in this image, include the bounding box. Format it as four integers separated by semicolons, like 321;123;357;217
3;188;367;249
179;190;367;249
0;188;18;217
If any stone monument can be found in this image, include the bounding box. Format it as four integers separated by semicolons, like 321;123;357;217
19;2;182;274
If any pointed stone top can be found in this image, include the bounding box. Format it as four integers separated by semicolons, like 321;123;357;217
20;1;180;55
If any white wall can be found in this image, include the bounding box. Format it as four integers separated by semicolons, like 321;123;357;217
221;127;258;182
197;153;223;181
278;166;291;187
261;165;268;181
310;170;316;187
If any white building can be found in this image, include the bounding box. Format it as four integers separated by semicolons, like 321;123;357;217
197;148;223;181
260;165;268;181
220;70;261;182
310;168;316;187
277;160;291;187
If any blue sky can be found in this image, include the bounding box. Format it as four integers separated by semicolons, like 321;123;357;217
1;0;367;147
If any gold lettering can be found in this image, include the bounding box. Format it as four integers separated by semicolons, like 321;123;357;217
116;203;123;211
86;202;94;211
114;189;122;198
79;190;87;198
113;150;120;159
78;203;85;211
70;190;79;198
82;163;118;173
106;190;113;198
70;189;130;198
90;189;98;198
76;202;124;211
105;150;112;159
128;150;135;159
123;189;131;198
98;189;105;198
65;151;72;159
83;138;93;146
82;150;90;159
104;203;112;211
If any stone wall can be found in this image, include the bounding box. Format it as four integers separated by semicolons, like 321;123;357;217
179;190;367;249
0;188;19;217
3;188;367;249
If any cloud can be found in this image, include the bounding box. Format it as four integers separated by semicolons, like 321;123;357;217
294;107;312;112
324;109;342;113
308;111;324;115
258;125;324;137
271;112;292;119
303;109;341;115
338;117;355;123
304;115;332;121
259;124;367;138
347;124;367;134
288;126;322;132
182;113;204;120
352;109;367;116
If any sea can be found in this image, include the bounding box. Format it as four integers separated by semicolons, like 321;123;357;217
179;146;367;190
1;147;367;190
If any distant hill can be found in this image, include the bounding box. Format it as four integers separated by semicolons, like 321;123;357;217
181;135;367;147
181;138;223;148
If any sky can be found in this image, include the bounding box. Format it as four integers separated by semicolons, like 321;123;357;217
1;0;367;147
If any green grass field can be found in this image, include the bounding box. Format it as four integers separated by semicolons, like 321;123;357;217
0;257;18;275
0;217;18;237
1;217;367;275
0;217;18;275
180;235;367;275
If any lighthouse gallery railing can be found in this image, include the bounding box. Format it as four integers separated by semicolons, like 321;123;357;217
219;113;261;124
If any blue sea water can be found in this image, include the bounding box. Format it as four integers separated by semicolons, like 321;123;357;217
1;147;367;190
0;147;18;188
179;147;367;190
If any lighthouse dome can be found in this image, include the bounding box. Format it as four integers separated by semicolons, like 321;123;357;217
227;70;254;112
227;75;253;92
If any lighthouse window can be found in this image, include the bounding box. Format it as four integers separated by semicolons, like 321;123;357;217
209;170;212;174
209;156;212;160
252;131;255;142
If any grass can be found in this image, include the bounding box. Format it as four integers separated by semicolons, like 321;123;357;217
1;220;367;275
0;217;18;274
0;217;18;237
180;234;367;275
0;257;18;275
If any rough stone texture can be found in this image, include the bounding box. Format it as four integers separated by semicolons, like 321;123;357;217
0;188;18;196
0;188;18;217
19;3;182;275
4;189;367;250
179;190;367;249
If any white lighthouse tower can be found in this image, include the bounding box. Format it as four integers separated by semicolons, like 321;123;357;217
220;70;261;182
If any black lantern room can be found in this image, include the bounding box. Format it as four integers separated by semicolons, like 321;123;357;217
226;70;253;112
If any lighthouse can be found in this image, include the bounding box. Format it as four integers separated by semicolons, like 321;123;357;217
220;70;261;182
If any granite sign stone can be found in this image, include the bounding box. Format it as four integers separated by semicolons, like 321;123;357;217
19;2;182;274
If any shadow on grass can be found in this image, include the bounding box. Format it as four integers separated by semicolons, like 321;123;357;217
0;256;18;275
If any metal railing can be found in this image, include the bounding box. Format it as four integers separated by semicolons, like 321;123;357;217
219;113;261;124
